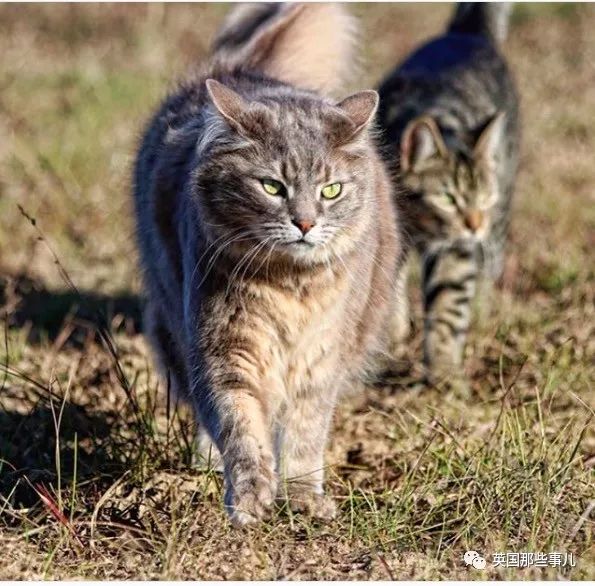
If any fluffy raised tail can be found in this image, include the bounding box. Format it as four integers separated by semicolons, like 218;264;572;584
448;2;512;44
211;3;358;96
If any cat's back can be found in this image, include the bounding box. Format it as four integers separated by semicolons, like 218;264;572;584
134;78;209;214
133;79;200;234
378;32;517;141
398;33;498;78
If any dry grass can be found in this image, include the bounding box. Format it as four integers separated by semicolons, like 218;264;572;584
0;3;593;580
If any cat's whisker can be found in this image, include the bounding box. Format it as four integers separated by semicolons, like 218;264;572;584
224;239;269;298
189;226;249;288
334;251;357;285
239;238;275;288
263;242;278;286
195;232;258;291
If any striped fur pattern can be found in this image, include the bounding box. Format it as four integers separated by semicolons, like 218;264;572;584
133;3;401;525
377;2;519;384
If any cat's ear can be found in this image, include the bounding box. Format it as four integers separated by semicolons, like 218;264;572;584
401;116;448;173
206;79;250;130
335;90;379;140
473;112;505;170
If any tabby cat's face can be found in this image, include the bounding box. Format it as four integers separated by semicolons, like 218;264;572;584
197;81;379;266
400;114;504;243
402;157;497;241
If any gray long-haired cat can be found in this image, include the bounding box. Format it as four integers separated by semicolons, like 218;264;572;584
377;3;520;385
133;3;402;526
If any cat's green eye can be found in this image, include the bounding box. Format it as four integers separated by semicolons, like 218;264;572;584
261;178;284;196
321;182;342;200
442;192;457;205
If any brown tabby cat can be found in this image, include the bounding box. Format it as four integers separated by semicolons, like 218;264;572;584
133;4;402;526
377;3;520;386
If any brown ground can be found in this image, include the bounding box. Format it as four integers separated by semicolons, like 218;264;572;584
0;3;593;580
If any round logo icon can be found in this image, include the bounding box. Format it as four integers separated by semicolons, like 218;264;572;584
464;550;486;570
464;551;479;565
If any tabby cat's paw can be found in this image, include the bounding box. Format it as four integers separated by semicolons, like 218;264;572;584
225;462;278;527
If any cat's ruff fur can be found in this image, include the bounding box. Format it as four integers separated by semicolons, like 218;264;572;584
133;3;401;526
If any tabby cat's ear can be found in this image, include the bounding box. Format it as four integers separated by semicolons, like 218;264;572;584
473;112;505;170
401;116;448;173
206;79;250;130
335;90;379;140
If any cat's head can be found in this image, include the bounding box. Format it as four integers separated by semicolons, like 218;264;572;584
194;79;379;266
398;113;505;243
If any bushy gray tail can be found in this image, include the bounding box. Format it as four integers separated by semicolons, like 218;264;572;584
211;3;358;96
448;2;512;44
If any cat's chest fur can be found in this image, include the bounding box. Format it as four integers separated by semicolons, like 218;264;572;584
242;266;362;398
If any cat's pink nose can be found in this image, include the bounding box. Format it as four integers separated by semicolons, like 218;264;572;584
464;209;483;232
292;218;315;235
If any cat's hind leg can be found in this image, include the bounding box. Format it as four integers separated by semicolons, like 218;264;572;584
388;267;411;351
196;427;224;472
144;302;188;399
145;303;224;470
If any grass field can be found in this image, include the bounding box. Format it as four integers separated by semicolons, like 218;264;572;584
0;3;593;580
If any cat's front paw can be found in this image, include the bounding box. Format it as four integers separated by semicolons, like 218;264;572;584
285;492;337;521
225;459;278;527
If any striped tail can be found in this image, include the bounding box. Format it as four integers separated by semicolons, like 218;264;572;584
448;2;512;44
211;3;359;96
